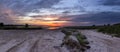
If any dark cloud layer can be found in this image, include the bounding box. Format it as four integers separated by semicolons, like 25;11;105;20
0;0;120;26
103;0;120;5
0;0;60;13
35;0;60;8
72;12;120;25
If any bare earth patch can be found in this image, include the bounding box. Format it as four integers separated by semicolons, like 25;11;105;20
1;30;120;52
0;30;69;52
80;30;120;52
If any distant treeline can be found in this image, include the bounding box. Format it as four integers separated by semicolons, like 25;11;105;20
0;23;43;30
63;23;119;29
63;25;101;29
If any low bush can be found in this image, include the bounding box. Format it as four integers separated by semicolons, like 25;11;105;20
61;29;90;52
98;25;120;37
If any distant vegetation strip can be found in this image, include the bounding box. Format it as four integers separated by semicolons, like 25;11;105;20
0;23;43;30
98;23;120;37
63;23;120;38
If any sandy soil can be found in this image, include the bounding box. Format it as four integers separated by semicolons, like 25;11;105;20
80;30;120;52
0;30;69;52
1;30;120;52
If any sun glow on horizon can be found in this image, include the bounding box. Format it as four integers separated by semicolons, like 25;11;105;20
16;15;69;29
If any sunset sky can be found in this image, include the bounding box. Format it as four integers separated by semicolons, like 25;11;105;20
0;0;120;27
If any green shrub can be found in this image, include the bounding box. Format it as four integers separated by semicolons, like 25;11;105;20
76;35;85;46
61;29;72;36
77;33;87;39
76;33;88;46
98;25;120;37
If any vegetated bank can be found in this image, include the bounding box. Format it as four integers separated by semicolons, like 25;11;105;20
98;23;120;37
61;29;90;52
63;23;120;38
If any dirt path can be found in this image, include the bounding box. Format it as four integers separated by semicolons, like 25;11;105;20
1;30;119;52
80;30;120;52
0;30;69;52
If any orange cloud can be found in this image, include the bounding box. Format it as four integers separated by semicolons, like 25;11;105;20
16;15;69;27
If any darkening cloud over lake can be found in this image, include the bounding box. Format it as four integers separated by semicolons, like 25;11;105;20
0;0;120;26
